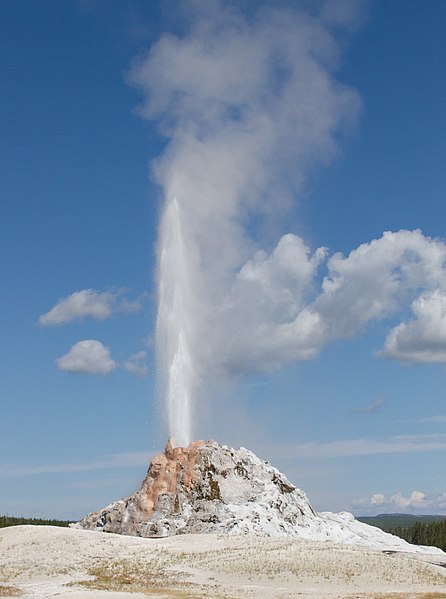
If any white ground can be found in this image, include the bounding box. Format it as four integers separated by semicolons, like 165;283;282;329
1;525;446;598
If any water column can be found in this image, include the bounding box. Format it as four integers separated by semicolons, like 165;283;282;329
156;197;196;448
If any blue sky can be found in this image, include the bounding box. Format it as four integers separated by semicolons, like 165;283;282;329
1;0;446;520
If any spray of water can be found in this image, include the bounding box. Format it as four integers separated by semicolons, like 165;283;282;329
156;197;199;447
131;2;363;446
129;2;446;447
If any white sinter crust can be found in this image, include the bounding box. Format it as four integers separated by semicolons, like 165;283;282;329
75;440;443;555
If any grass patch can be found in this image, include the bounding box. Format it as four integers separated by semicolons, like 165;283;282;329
340;594;446;599
369;594;446;599
71;558;214;598
0;585;21;597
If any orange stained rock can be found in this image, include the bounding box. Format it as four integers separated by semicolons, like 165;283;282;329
138;439;207;518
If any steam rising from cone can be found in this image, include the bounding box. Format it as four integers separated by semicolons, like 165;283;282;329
132;3;361;445
130;2;446;446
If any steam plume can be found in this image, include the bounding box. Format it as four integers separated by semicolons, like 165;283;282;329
130;2;360;446
130;2;446;446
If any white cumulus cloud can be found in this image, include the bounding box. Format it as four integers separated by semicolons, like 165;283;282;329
124;351;148;377
215;229;446;377
390;490;427;509
316;229;446;340
56;340;116;375
370;493;385;505
38;289;141;326
380;290;446;364
353;490;446;513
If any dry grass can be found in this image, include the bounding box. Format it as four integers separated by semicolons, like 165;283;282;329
2;527;446;598
71;550;446;599
338;593;446;599
0;585;21;597
369;594;446;599
187;539;446;588
71;557;231;598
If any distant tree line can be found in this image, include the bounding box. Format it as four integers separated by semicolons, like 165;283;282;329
358;513;445;529
0;515;72;528
388;519;446;551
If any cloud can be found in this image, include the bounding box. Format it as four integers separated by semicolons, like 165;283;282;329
38;288;141;326
219;229;446;376
316;229;446;336
357;398;383;414
0;451;151;478
379;290;446;364
353;490;446;513
265;433;446;460
390;490;427;509
369;493;385;505
124;350;148;377
56;340;116;375
420;415;446;423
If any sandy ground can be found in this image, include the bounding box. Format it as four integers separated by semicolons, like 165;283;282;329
1;526;446;599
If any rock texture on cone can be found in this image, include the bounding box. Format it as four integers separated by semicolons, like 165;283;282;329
75;440;444;554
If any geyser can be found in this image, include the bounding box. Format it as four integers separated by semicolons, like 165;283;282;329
132;4;446;448
156;197;197;447
75;5;446;560
136;3;361;445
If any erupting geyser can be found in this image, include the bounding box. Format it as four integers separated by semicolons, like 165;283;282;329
156;197;197;447
141;2;363;448
75;5;446;563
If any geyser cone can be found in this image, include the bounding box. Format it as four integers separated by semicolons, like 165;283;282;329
77;439;316;537
75;440;439;553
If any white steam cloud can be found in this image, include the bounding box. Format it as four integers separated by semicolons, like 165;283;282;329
130;2;446;446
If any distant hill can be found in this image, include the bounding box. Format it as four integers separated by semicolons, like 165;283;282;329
357;513;445;530
0;515;72;528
